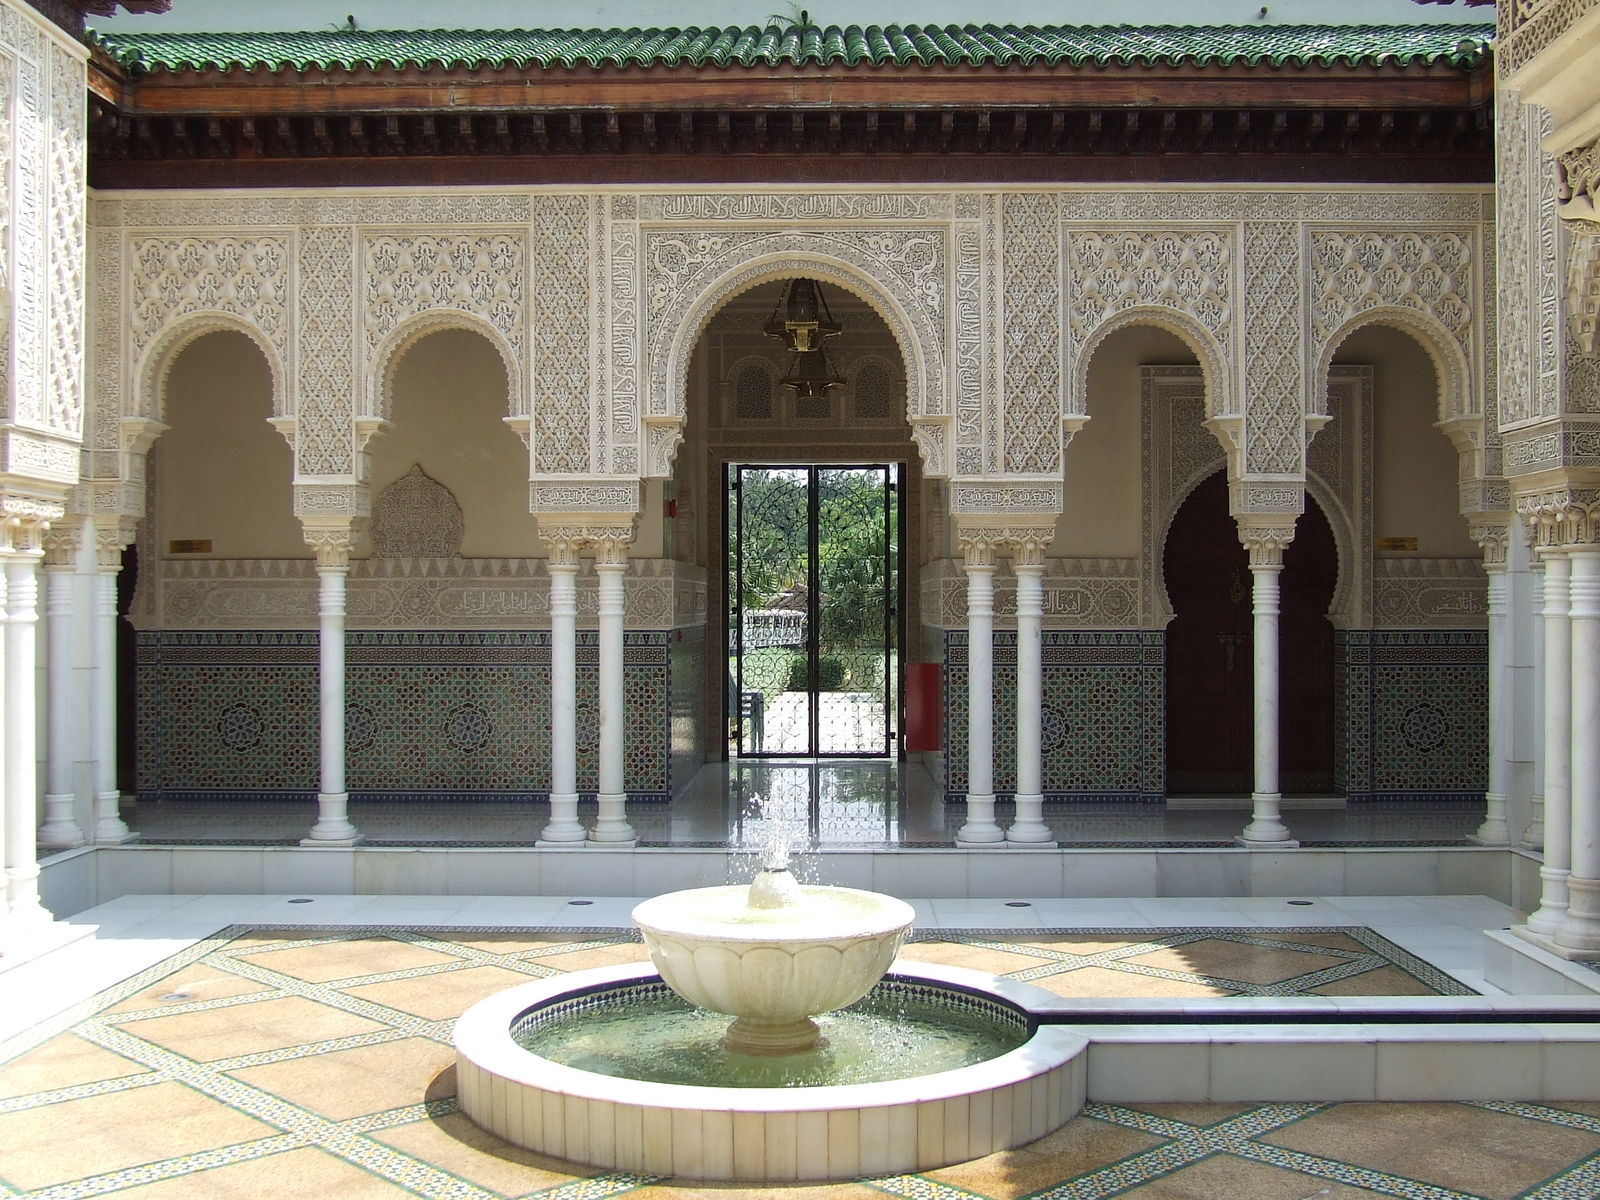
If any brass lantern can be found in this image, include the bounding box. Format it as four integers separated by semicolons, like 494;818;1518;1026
765;278;845;400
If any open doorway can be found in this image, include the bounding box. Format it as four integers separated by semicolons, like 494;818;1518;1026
725;463;903;758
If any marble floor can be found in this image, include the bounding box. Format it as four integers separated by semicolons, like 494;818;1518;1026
121;761;1488;849
3;893;1599;1199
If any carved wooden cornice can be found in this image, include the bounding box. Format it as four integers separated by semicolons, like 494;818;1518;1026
85;101;1494;187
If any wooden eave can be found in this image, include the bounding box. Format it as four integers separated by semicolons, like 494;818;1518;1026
101;58;1492;116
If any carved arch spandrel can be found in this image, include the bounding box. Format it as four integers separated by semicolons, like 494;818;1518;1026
645;241;951;480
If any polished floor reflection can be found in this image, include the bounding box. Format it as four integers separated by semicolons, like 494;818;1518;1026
120;761;1486;849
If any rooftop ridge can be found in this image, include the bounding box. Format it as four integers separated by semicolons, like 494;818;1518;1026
90;21;1496;74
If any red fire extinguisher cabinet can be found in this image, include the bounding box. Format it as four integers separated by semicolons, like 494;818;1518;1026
904;662;942;752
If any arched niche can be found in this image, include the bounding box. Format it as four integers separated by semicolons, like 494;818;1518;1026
152;328;302;560
371;325;538;559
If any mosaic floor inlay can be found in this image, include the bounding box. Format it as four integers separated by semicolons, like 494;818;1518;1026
1;926;1592;1199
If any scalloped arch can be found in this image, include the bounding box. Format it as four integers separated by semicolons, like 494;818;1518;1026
1153;468;1348;627
1315;305;1470;426
649;245;949;478
368;309;522;421
135;312;285;429
1074;305;1231;422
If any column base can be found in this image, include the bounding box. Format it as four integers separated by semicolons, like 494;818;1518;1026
1520;922;1600;962
1469;794;1511;846
1553;877;1600;957
93;792;136;844
1238;793;1296;846
37;815;86;850
536;838;589;848
4;870;51;928
587;835;638;848
1005;836;1058;848
1233;835;1301;849
1524;867;1570;937
299;834;365;848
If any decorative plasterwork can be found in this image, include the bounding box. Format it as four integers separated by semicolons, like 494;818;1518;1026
948;482;1063;515
925;555;1138;630
529;479;640;514
370;464;463;558
1518;485;1600;547
1143;364;1371;628
1559;139;1600;234
1569;231;1600;354
530;194;593;474
1065;228;1233;422
1001;193;1061;474
1499;0;1598;73
1308;229;1478;434
1242;221;1305;475
147;556;698;630
1372;558;1488;628
640;212;951;478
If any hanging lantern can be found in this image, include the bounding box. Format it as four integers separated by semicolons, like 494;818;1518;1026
767;278;845;399
763;278;842;353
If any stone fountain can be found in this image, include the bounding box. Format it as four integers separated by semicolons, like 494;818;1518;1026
453;810;1087;1181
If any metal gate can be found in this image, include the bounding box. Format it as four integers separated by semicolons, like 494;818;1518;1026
726;464;901;758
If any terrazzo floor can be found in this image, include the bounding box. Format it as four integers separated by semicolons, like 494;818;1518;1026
3;893;1597;1199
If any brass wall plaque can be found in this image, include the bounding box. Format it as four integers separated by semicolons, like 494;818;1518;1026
1374;536;1419;552
168;539;212;554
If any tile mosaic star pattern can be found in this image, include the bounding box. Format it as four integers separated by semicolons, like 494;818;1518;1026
3;926;1594;1200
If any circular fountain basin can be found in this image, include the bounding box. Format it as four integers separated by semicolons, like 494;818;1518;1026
632;883;914;1054
454;962;1088;1182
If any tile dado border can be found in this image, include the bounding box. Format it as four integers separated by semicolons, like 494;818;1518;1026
944;631;1165;804
144;557;706;631
135;629;674;802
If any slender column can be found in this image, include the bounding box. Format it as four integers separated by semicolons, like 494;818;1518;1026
956;531;1004;845
37;539;85;850
1237;523;1297;846
1527;546;1571;937
590;531;637;845
91;527;133;843
1007;530;1054;845
1557;544;1600;954
1470;523;1514;845
1524;554;1547;851
540;534;586;844
302;530;360;845
5;522;50;925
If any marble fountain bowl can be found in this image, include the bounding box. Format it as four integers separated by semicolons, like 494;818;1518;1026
631;878;915;1054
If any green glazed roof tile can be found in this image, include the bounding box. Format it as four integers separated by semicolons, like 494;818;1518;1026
91;22;1495;75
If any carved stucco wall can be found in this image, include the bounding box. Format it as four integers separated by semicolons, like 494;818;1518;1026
85;187;1495;543
1;1;87;501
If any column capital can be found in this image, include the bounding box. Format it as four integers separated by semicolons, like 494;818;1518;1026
301;521;355;570
1235;518;1296;568
1005;523;1056;569
1517;487;1600;548
591;524;636;568
40;518;84;568
95;519;138;570
1467;516;1514;568
956;526;1003;570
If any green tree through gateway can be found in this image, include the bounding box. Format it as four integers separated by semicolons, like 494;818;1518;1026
727;464;899;757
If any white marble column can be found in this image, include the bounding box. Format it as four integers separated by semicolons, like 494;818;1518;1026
91;529;134;843
1471;525;1514;845
540;537;586;845
956;532;1004;846
1524;552;1547;851
1526;546;1570;937
302;532;361;845
1007;532;1054;845
5;525;50;925
1557;544;1600;954
1237;524;1297;846
590;533;637;845
37;535;85;850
